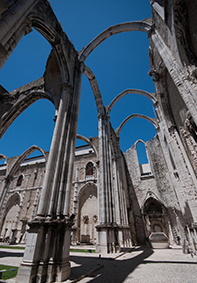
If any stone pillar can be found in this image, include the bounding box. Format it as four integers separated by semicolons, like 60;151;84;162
16;61;83;282
96;114;120;253
112;138;131;248
71;167;79;245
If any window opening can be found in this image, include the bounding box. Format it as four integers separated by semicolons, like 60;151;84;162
16;175;23;187
86;162;94;176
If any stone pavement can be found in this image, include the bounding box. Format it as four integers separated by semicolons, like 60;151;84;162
0;245;197;282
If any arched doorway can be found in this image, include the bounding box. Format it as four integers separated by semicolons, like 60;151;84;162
143;197;168;237
78;184;98;244
0;193;20;242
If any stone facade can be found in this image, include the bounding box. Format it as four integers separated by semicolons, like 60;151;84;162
1;0;197;282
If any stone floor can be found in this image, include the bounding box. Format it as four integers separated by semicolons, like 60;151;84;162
0;245;197;282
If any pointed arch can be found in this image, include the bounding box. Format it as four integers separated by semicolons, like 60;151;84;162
77;182;98;243
83;66;105;115
7;145;46;177
78;182;98;199
0;1;74;85
107;89;156;116
79;20;152;62
0;87;56;139
115;114;158;138
5;192;21;211
0;192;21;240
142;191;166;214
76;134;98;157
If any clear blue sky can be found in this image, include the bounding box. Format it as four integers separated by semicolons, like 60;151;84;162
0;0;156;164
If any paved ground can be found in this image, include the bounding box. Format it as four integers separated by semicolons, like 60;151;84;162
0;245;197;282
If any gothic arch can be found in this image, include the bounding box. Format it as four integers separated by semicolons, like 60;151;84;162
83;66;105;116
115;113;158;138
79;20;152;62
107;89;156;116
77;182;98;243
7;145;46;177
78;182;97;200
77;134;98;157
0;145;46;218
5;192;21;212
0;2;73;84
142;195;166;215
0;88;55;139
142;194;168;236
135;139;148;161
0;192;21;237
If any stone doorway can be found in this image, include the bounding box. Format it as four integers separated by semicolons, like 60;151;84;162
78;184;98;244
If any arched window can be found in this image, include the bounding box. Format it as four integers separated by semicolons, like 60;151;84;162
86;162;94;176
136;140;152;176
16;175;23;187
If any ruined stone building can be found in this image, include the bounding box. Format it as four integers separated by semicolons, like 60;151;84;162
0;0;197;282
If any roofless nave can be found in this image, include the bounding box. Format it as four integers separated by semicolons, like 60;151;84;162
1;1;197;282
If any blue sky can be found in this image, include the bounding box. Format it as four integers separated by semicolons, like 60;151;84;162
0;0;156;164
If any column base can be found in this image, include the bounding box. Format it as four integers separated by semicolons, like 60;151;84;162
16;218;73;283
96;224;132;254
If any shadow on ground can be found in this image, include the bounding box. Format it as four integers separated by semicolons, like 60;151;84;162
69;247;154;282
0;250;23;259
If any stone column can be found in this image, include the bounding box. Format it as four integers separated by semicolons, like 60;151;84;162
71;167;79;244
96;114;120;253
36;85;72;219
16;61;83;282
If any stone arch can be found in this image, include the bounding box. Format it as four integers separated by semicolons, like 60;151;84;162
0;154;7;163
0;2;72;84
77;134;98;157
107;89;156;116
0;146;46;215
83;66;105;115
0;192;21;241
85;161;94;177
0;2;78;141
7;145;46;177
26;14;72;84
0;88;55;139
142;194;169;238
134;139;152;176
77;182;98;244
115;113;158;138
79;20;152;62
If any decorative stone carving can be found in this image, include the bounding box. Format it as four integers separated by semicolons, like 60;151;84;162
82;215;89;224
92;215;98;223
